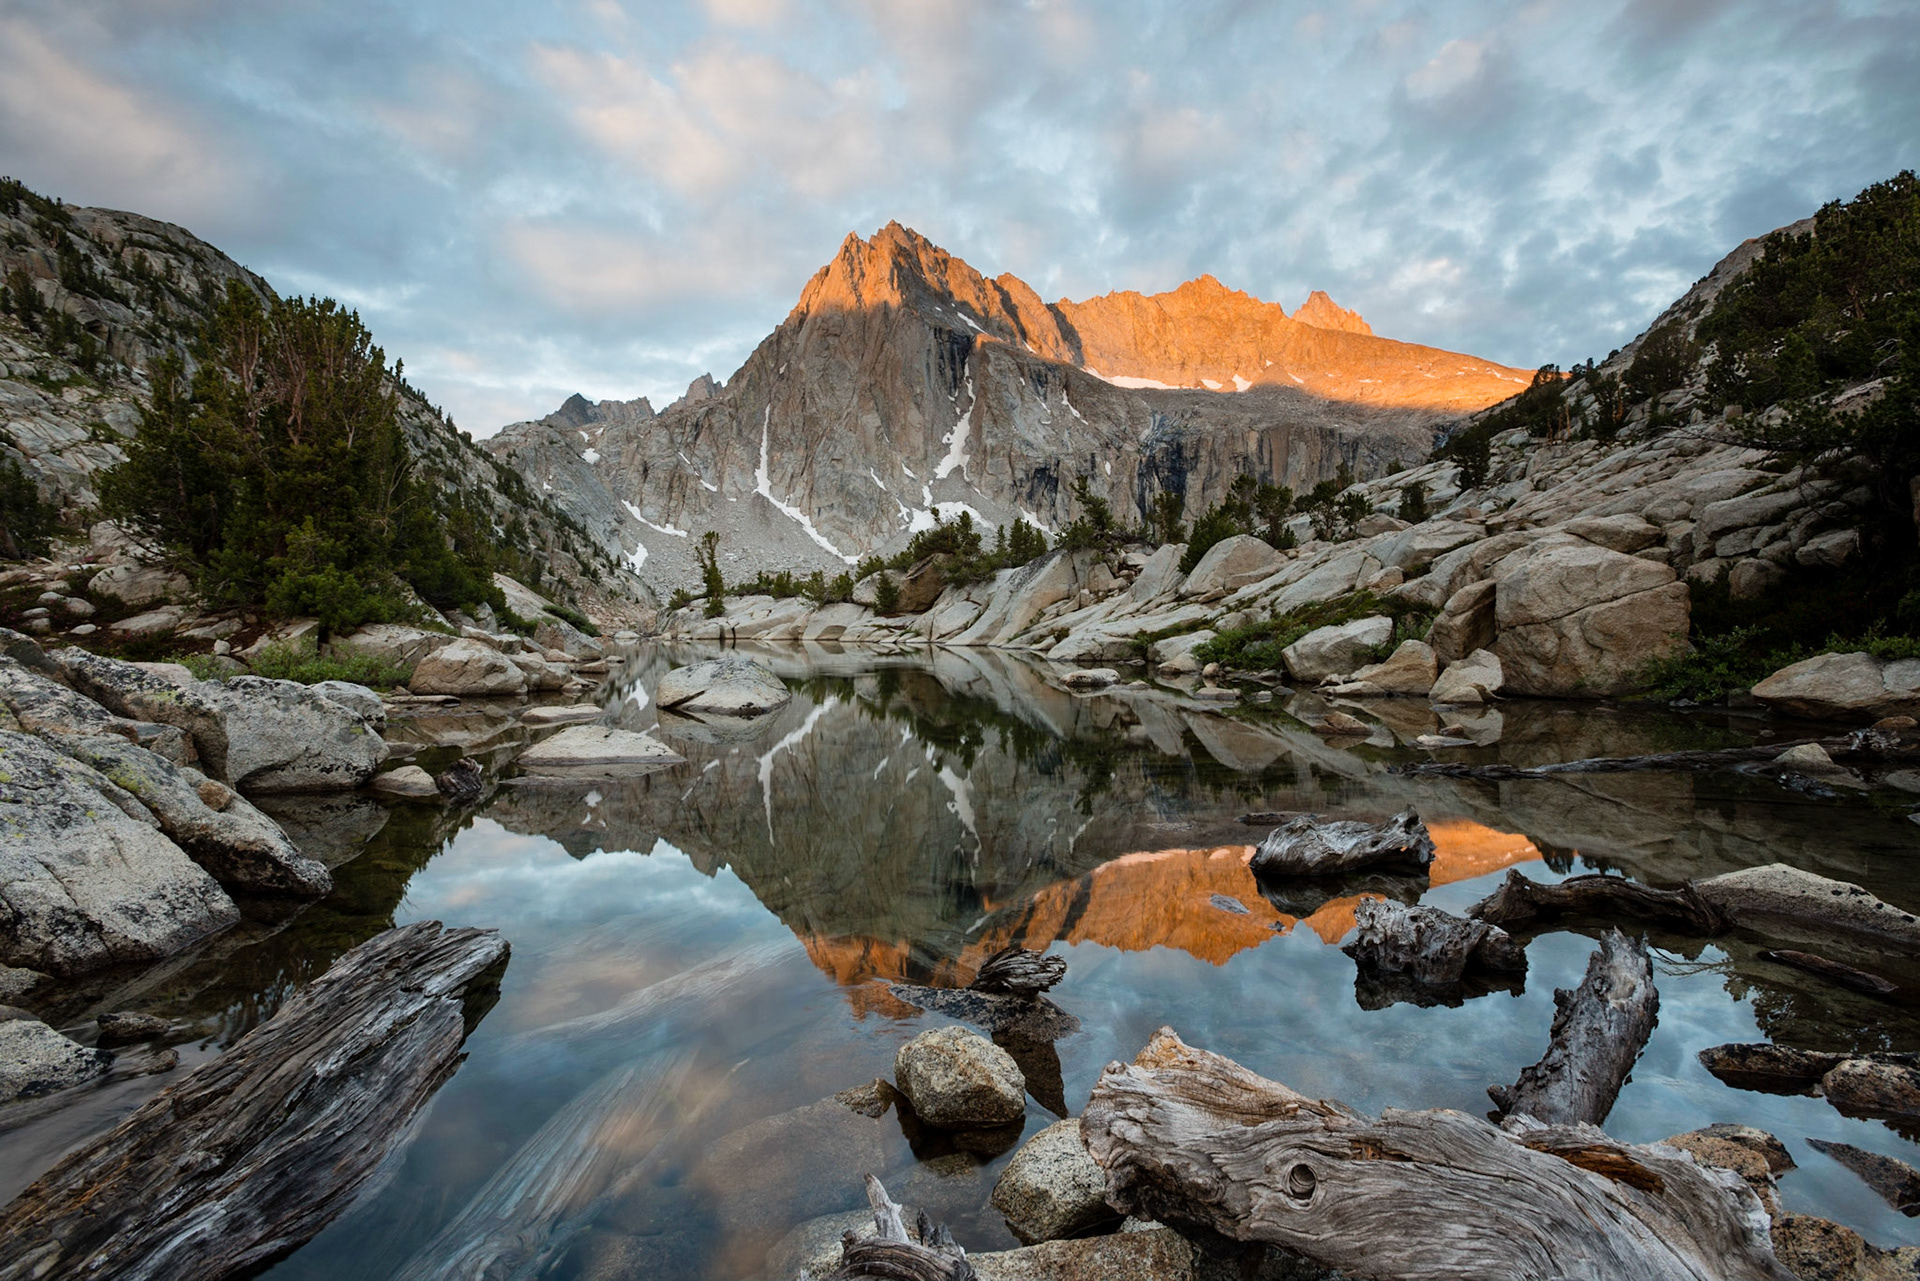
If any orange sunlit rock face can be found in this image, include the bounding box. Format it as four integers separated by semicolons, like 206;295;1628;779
795;224;1536;414
802;818;1544;1000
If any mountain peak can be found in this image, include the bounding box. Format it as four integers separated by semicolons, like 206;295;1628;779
1294;289;1372;336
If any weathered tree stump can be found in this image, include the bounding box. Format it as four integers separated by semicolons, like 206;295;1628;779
1469;869;1732;935
1343;899;1526;986
812;1175;976;1280
1081;1028;1792;1281
968;944;1066;998
1250;808;1434;877
1488;930;1657;1127
0;922;508;1281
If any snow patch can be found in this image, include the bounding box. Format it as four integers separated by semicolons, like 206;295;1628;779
579;431;590;443
905;501;985;534
757;700;831;841
937;763;978;851
1063;394;1085;422
1018;507;1054;534
1088;368;1179;391
1201;378;1222;390
621;500;688;538
624;542;648;572
1232;374;1251;392
868;467;889;491
755;409;857;564
582;448;600;464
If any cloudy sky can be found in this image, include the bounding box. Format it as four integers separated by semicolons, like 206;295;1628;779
2;0;1913;435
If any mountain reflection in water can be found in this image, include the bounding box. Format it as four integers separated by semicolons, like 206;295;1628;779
20;639;1917;1280
806;818;1544;996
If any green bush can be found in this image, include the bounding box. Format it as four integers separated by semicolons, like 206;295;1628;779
1194;591;1433;673
873;572;900;614
542;603;600;636
97;284;502;631
0;447;57;559
248;639;413;689
1398;482;1429;524
1177;473;1295;570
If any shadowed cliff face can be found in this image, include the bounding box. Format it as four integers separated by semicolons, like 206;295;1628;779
489;224;1535;590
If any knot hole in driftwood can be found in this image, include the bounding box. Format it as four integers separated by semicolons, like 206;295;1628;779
1285;1162;1317;1203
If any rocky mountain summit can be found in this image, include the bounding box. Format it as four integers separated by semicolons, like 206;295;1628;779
488;223;1534;592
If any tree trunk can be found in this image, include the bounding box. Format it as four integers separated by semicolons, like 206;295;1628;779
1469;870;1732;935
1081;1028;1791;1281
0;922;508;1281
1488;930;1658;1127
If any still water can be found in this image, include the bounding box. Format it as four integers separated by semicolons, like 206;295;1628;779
15;643;1920;1276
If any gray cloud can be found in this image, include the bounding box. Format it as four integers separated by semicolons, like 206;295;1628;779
0;0;1913;433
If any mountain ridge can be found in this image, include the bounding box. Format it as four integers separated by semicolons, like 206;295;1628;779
491;221;1534;593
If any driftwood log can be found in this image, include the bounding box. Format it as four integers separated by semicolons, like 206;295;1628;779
1760;948;1900;997
1394;728;1911;781
1250;808;1434;878
0;922;508;1281
1342;899;1527;985
1470;869;1732;935
812;1175;976;1281
1081;1028;1792;1281
1488;930;1657;1127
967;944;1066;998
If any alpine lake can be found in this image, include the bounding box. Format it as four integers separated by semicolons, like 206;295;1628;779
6;641;1918;1277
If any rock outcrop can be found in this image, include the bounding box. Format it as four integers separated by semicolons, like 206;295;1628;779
1490;543;1689;697
0;730;239;976
408;639;528;697
990;1118;1116;1243
1750;652;1920;723
210;678;389;794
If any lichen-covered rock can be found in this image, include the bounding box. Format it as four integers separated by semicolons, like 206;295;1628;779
971;1227;1196;1281
209;677;390;794
1751;651;1920;723
991;1118;1116;1243
0;731;238;976
408;638;528;697
894;1025;1026;1128
45;733;330;895
0;1010;109;1105
655;655;792;717
49;646;231;778
308;680;386;731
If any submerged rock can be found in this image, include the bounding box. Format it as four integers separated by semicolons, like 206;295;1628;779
370;765;442;800
0;1009;109;1105
515;726;685;776
655;655;791;717
894;1026;1026;1128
